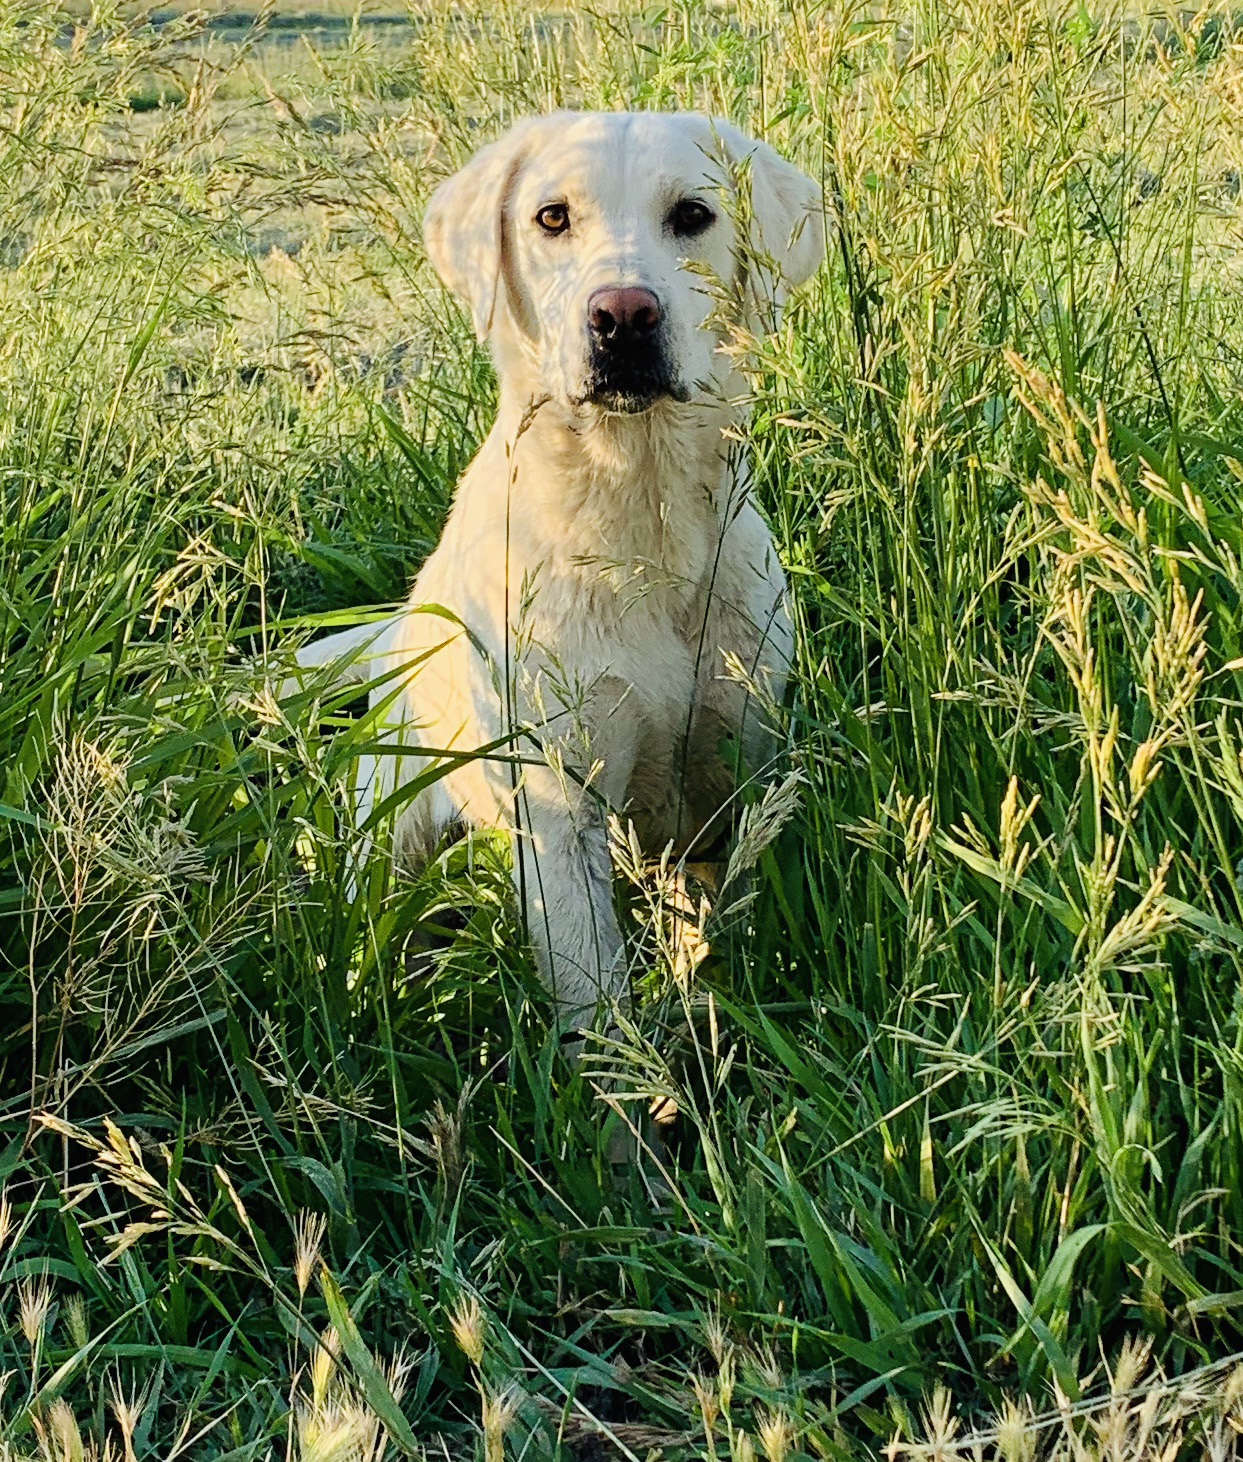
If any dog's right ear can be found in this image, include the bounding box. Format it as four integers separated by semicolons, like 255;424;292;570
710;120;824;328
423;119;540;342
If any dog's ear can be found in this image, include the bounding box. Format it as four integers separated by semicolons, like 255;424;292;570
712;122;825;319
423;119;540;342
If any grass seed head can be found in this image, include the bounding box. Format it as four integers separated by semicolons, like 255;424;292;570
310;1327;342;1409
449;1293;486;1367
384;1347;414;1406
757;1408;793;1462
1224;1363;1243;1431
108;1372;149;1462
1109;1334;1153;1398
63;1295;88;1350
751;1343;784;1392
918;1385;959;1459
19;1275;51;1351
427;1099;464;1193
294;1210;328;1297
993;1399;1035;1462
44;1398;84;1462
691;1370;720;1439
731;1429;756;1462
703;1304;728;1366
297;1400;378;1462
481;1384;521;1462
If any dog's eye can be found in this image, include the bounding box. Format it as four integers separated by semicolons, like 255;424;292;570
669;198;715;237
535;203;570;235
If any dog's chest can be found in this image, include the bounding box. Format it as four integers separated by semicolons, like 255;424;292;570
533;556;708;698
488;416;743;752
543;489;719;681
519;519;714;771
533;415;724;588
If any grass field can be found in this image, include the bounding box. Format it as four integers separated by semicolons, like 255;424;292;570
3;0;1243;1457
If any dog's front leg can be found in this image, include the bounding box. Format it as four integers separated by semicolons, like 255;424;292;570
508;763;628;1035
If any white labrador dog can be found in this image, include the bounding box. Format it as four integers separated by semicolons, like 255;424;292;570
293;111;822;1031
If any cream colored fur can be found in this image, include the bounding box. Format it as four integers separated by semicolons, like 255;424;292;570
292;111;823;1030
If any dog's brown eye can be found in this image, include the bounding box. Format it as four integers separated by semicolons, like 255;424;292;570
669;198;714;237
536;203;570;235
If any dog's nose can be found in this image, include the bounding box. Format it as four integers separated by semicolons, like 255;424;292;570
588;286;661;343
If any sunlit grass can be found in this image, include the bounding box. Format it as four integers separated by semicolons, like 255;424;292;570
1;1;1242;1458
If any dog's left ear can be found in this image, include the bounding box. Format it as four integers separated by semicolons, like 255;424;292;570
423;117;542;342
713;122;825;319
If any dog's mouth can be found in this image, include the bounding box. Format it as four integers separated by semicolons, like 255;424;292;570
583;381;691;414
581;353;689;414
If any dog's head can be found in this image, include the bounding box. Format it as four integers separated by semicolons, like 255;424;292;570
423;111;823;417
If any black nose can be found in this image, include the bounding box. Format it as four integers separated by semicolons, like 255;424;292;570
588;286;662;345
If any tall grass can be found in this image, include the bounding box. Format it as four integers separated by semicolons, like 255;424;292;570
2;0;1243;1456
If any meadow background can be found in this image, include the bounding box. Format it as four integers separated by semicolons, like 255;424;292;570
2;0;1243;1456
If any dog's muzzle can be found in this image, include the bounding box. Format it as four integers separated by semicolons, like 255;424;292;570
583;285;682;412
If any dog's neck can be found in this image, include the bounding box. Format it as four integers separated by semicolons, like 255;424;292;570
486;386;744;603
